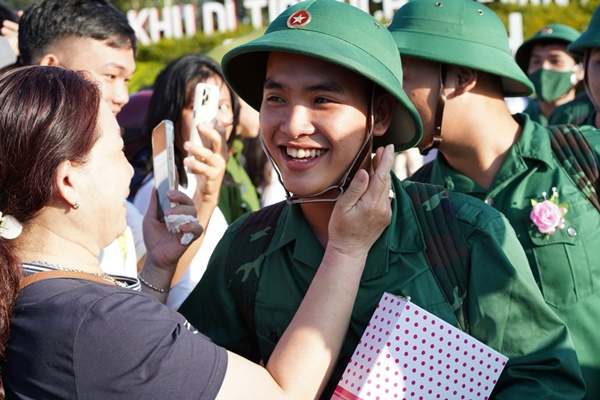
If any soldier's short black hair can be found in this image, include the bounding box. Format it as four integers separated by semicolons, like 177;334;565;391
19;0;137;65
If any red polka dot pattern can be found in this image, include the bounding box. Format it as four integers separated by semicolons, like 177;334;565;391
332;293;508;400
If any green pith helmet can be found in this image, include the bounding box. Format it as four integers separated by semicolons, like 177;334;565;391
387;0;534;97
221;0;422;152
515;24;581;72
568;6;600;56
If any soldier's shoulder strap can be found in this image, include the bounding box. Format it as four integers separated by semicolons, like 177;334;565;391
404;181;471;332
547;124;600;213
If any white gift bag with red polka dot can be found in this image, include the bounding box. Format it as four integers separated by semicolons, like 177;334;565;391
332;293;508;400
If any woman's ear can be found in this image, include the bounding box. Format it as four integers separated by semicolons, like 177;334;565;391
54;160;82;210
372;91;396;138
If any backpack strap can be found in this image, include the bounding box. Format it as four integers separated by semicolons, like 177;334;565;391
225;201;286;358
547;124;600;213
404;181;471;332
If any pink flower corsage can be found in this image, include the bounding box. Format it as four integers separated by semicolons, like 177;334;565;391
530;187;568;237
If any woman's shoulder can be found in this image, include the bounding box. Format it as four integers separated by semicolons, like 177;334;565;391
16;278;201;358
9;278;228;399
18;277;148;316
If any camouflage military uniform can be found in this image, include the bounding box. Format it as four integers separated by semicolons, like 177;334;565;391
410;113;600;398
549;92;596;127
180;173;584;399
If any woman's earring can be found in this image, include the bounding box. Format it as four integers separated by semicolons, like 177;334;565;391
72;201;80;210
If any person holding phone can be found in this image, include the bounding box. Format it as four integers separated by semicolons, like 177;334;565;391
132;55;247;308
186;66;262;224
0;65;393;399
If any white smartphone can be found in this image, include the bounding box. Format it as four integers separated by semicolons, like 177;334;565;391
152;120;177;220
190;82;219;151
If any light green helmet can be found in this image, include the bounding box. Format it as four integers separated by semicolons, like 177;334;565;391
388;0;534;97
568;6;600;56
515;23;581;72
221;0;422;152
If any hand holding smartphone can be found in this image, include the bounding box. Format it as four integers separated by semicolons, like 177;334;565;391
189;82;219;152
152;120;177;220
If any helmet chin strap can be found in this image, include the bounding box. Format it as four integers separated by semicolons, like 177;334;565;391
261;86;376;205
420;63;448;156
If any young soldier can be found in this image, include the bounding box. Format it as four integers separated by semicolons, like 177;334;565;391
515;23;583;125
388;0;599;397
550;6;600;128
179;0;584;398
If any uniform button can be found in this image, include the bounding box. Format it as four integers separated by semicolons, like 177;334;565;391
269;331;279;343
567;226;578;237
485;198;494;206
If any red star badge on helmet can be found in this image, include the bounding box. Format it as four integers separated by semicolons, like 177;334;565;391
287;10;311;29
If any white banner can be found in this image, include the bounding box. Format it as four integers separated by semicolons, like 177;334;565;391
127;0;577;46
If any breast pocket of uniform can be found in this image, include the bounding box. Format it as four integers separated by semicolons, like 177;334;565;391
526;198;600;308
254;302;298;362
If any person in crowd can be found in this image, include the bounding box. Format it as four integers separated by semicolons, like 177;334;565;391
116;89;154;203
515;23;583;125
220;94;262;223
131;55;246;308
132;56;261;226
178;1;585;398
388;0;598;397
207;30;287;209
19;0;144;276
0;65;392;399
549;6;600;128
19;0;135;116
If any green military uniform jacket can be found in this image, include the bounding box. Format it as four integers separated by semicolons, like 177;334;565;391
409;113;600;399
522;99;548;125
549;92;596;127
179;173;584;399
218;139;261;224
